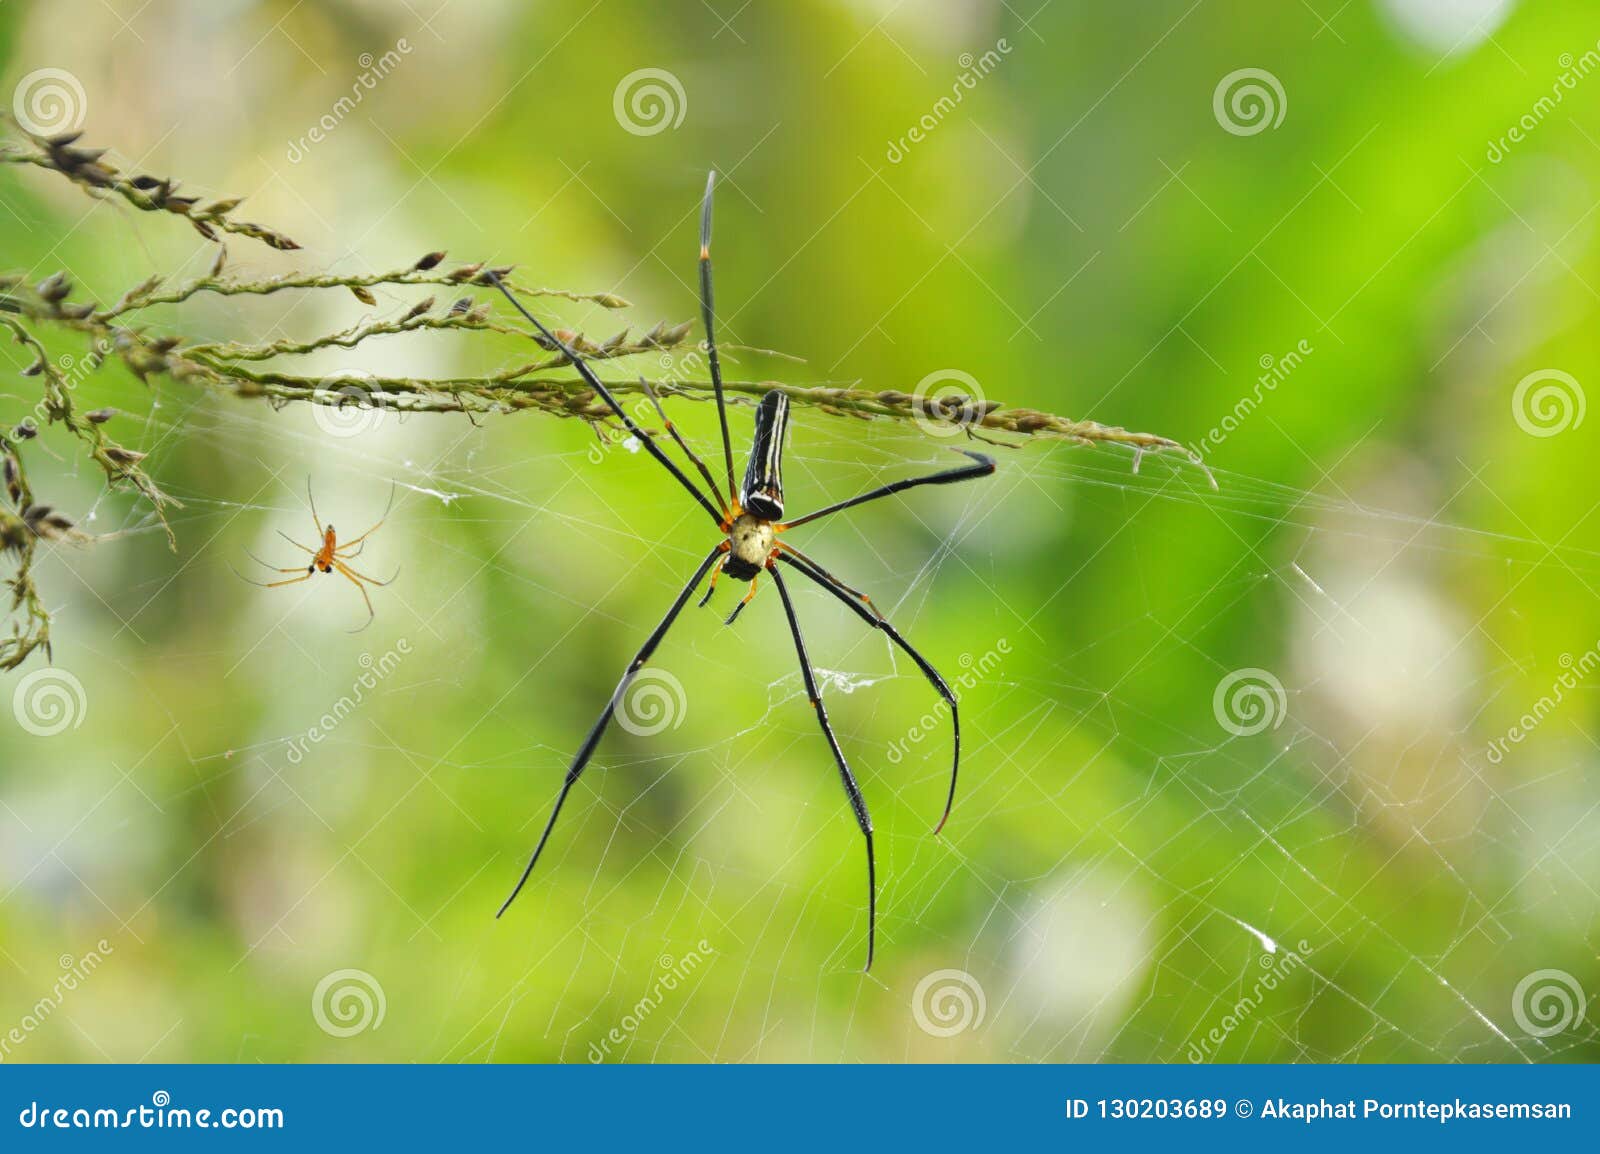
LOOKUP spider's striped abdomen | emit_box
[740,391,789,521]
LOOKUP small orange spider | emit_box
[238,482,398,632]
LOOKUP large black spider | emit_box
[487,172,993,970]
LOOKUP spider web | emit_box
[5,381,1596,1065]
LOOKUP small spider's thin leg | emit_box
[780,450,996,530]
[276,531,318,556]
[326,556,382,630]
[484,273,724,528]
[337,539,366,560]
[778,551,961,835]
[230,564,314,590]
[244,547,307,574]
[699,170,738,506]
[331,562,376,633]
[641,377,728,516]
[334,560,400,586]
[697,554,725,608]
[769,563,876,972]
[338,481,397,551]
[498,544,725,919]
[962,426,1023,450]
[723,577,760,626]
[306,478,324,537]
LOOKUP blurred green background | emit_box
[2,0,1598,1063]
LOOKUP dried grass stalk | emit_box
[0,118,1204,670]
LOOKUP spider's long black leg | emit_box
[484,274,724,529]
[769,563,876,972]
[498,544,725,918]
[699,170,738,506]
[777,551,961,835]
[641,377,728,516]
[781,450,995,530]
[778,542,883,619]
